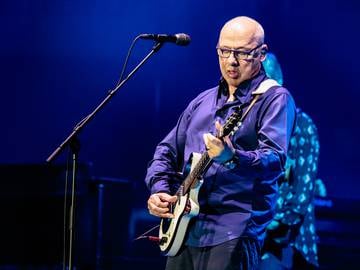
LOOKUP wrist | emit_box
[223,149,238,169]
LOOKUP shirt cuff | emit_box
[223,149,253,169]
[223,153,239,169]
[150,179,170,194]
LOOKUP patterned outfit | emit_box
[259,109,320,269]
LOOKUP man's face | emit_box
[217,28,265,91]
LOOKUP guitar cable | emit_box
[133,224,161,243]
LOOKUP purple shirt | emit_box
[145,69,296,247]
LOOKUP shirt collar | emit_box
[218,67,267,100]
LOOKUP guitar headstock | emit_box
[219,107,242,138]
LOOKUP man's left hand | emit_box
[203,121,235,163]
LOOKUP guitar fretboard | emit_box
[179,152,212,195]
[175,106,242,196]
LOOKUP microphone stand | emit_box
[46,41,164,270]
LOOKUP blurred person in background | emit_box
[258,52,326,270]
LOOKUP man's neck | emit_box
[227,96,235,102]
[224,85,234,102]
[228,85,237,96]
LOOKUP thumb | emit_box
[223,135,233,147]
[158,193,177,203]
[215,121,223,133]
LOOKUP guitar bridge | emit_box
[184,199,192,214]
[159,236,168,246]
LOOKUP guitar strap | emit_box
[223,79,280,168]
[239,78,280,123]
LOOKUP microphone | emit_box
[139,33,191,46]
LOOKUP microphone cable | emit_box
[73,34,143,129]
[115,34,143,87]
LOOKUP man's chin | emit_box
[226,78,242,87]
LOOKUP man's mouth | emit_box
[227,70,239,78]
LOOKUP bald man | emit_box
[145,16,296,270]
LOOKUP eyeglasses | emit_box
[216,44,263,60]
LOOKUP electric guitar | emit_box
[158,108,243,256]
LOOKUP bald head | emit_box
[217,16,267,94]
[219,16,265,45]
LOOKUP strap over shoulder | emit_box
[252,79,280,95]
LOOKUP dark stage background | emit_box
[1,0,360,269]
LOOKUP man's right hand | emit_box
[147,192,177,218]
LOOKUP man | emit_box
[145,16,296,270]
[258,53,322,269]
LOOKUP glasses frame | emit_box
[216,44,263,60]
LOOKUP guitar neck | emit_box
[175,107,243,196]
[179,152,213,195]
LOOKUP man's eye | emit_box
[235,51,247,56]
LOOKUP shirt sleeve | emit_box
[232,91,297,178]
[144,99,195,195]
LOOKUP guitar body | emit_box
[159,153,203,256]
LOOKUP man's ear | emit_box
[261,44,268,56]
[260,44,268,61]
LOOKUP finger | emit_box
[155,212,175,219]
[147,197,165,215]
[215,121,223,133]
[149,204,171,214]
[204,133,220,147]
[206,133,217,141]
[148,197,168,209]
[148,204,175,218]
[208,136,223,148]
[223,136,233,147]
[203,133,210,147]
[168,195,178,203]
[149,210,173,219]
[153,200,169,207]
[157,193,177,203]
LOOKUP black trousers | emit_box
[165,237,260,270]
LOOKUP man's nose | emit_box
[228,52,239,65]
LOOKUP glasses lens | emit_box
[217,48,229,58]
[217,44,262,59]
